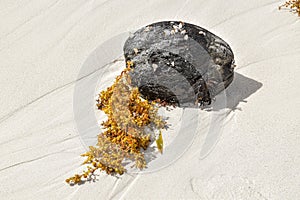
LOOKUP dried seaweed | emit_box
[66,61,166,185]
[279,0,300,16]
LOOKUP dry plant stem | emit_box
[279,0,300,16]
[66,61,166,185]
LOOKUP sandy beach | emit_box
[0,0,299,199]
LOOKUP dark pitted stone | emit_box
[123,21,235,107]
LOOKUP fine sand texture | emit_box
[0,0,299,199]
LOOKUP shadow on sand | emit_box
[212,72,263,111]
[198,72,262,159]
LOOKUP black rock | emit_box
[123,21,235,107]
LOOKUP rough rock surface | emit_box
[123,21,235,107]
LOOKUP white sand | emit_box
[0,0,299,199]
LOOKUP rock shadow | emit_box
[212,72,263,111]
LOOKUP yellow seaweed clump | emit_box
[66,61,166,185]
[279,0,300,16]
